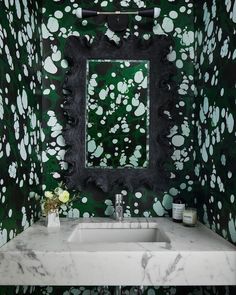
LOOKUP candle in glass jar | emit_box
[183,208,197,226]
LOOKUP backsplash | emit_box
[0,0,42,248]
[194,0,236,245]
[42,0,196,218]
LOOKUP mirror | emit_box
[63,35,177,193]
[86,59,150,169]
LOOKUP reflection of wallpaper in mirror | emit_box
[85,59,150,169]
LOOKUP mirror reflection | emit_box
[86,59,150,169]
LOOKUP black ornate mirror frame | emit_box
[63,35,177,193]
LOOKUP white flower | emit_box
[44,191,53,199]
[58,190,70,203]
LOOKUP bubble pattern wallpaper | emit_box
[86,59,150,169]
[0,0,236,294]
[41,0,196,221]
[194,0,236,246]
[0,0,42,248]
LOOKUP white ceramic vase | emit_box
[47,209,60,228]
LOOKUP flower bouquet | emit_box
[42,183,79,227]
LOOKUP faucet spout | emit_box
[114,194,123,221]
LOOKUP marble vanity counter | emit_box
[0,218,235,286]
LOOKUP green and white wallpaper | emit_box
[0,0,42,248]
[86,59,150,169]
[195,0,236,245]
[0,0,236,294]
[42,0,196,219]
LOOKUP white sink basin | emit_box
[68,221,170,244]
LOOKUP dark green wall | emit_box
[0,0,236,294]
[194,0,236,245]
[0,0,42,248]
[42,0,196,219]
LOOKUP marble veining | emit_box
[0,218,235,286]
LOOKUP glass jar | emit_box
[183,208,197,227]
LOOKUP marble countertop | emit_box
[0,217,235,286]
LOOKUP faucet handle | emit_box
[115,194,123,204]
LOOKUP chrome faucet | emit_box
[114,194,123,221]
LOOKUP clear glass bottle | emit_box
[172,196,185,223]
[114,194,123,221]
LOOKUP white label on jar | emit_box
[183,214,193,224]
[183,210,197,225]
[172,203,185,220]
